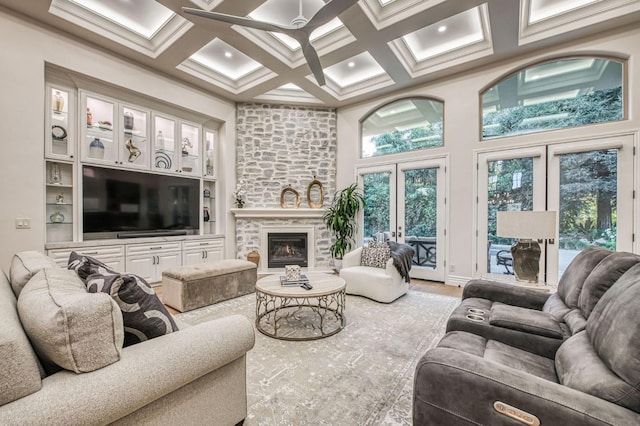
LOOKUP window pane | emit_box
[362,98,443,157]
[363,172,390,243]
[558,149,617,278]
[482,58,624,139]
[404,168,438,268]
[487,157,534,274]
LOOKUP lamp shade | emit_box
[497,211,556,240]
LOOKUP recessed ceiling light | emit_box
[438,25,447,33]
[348,61,355,68]
[224,51,232,58]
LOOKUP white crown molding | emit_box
[176,59,277,95]
[359,0,447,30]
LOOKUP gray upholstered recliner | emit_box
[446,247,640,358]
[414,261,640,425]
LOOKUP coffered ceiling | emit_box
[1,0,640,107]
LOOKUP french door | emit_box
[357,158,447,282]
[477,135,634,284]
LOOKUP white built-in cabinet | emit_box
[48,245,126,273]
[44,83,219,245]
[125,242,182,283]
[182,239,224,265]
[80,91,151,170]
[152,114,201,177]
[46,237,224,284]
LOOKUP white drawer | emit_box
[48,245,125,266]
[126,242,181,256]
[182,238,224,250]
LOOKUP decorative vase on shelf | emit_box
[124,112,134,131]
[89,138,105,159]
[53,91,64,113]
[86,108,93,126]
[203,188,211,198]
[50,211,65,224]
[156,130,164,148]
[49,162,62,184]
[203,207,210,222]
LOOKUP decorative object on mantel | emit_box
[233,183,246,208]
[247,250,260,267]
[322,183,365,271]
[307,176,324,208]
[281,185,301,209]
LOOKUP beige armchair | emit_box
[339,247,408,303]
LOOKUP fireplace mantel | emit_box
[231,208,325,219]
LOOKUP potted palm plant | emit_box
[322,183,365,271]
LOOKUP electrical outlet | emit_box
[15,218,31,229]
[449,264,456,272]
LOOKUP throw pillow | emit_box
[68,250,115,281]
[9,251,58,297]
[86,271,178,347]
[361,245,391,269]
[17,268,124,374]
[368,241,389,249]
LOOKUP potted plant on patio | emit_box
[322,183,365,271]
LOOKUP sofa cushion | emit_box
[556,331,640,413]
[578,251,640,319]
[67,250,115,281]
[86,271,178,347]
[583,262,640,412]
[361,246,390,269]
[556,246,611,309]
[542,292,572,322]
[9,251,58,297]
[17,268,123,374]
[489,304,563,339]
[0,271,42,406]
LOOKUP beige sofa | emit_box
[0,255,255,425]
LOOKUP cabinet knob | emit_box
[69,155,74,159]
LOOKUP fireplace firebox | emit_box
[267,232,308,268]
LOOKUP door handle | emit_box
[391,231,396,237]
[398,231,402,237]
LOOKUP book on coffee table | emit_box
[280,274,309,286]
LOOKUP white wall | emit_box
[336,26,640,284]
[0,10,237,272]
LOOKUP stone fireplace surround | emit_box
[234,103,337,273]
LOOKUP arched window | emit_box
[481,57,625,140]
[361,97,444,158]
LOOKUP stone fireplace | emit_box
[233,103,337,272]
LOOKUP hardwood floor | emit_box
[155,277,462,316]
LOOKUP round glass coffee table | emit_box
[255,273,346,341]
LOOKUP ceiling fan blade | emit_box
[306,0,360,30]
[300,40,326,86]
[183,7,289,33]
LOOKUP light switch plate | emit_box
[15,218,31,229]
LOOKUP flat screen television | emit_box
[82,165,200,240]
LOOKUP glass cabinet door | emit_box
[152,114,177,173]
[121,105,150,170]
[203,129,215,178]
[180,122,200,176]
[46,85,75,160]
[81,92,117,165]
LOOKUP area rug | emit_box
[176,286,459,425]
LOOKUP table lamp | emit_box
[496,211,556,283]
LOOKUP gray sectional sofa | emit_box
[414,247,640,425]
[0,252,255,425]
